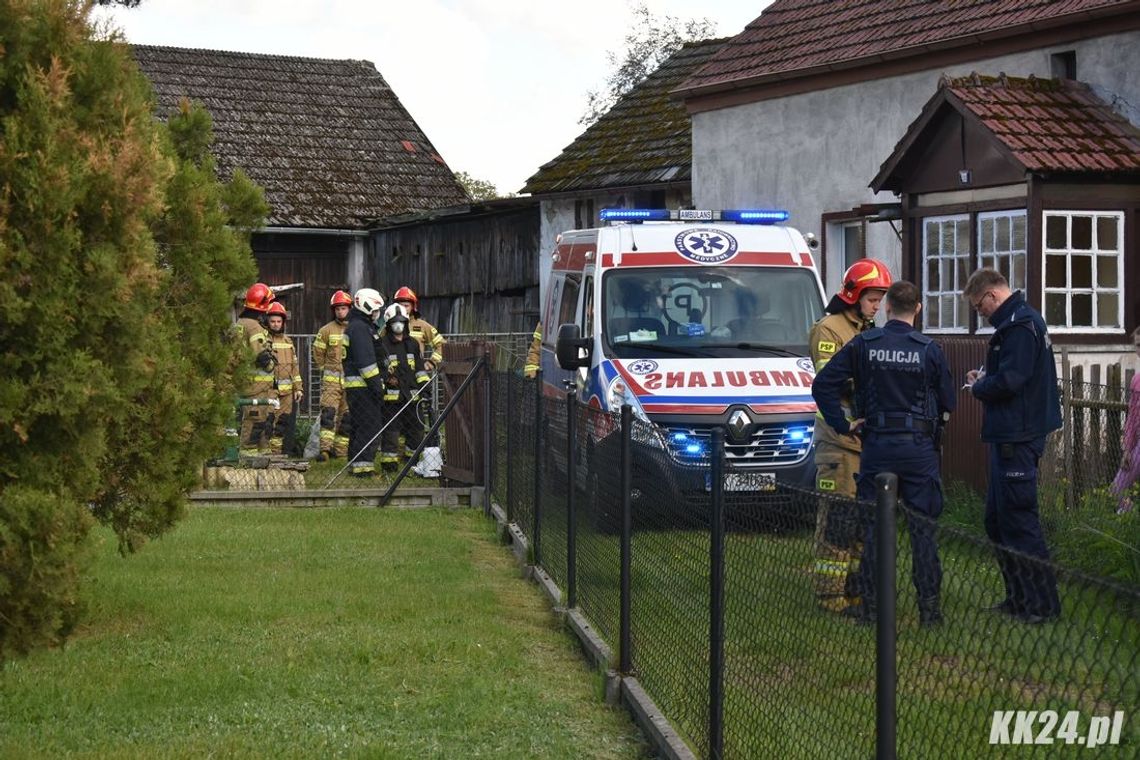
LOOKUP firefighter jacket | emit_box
[236,314,275,398]
[408,316,445,366]
[524,322,542,378]
[376,329,431,403]
[270,329,302,396]
[313,318,348,386]
[342,310,385,396]
[808,308,869,453]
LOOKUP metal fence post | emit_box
[566,388,577,610]
[875,472,899,760]
[533,370,543,567]
[619,404,633,675]
[709,428,725,760]
[506,369,514,523]
[482,347,492,516]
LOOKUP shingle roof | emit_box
[677,0,1139,96]
[948,74,1140,172]
[521,39,727,195]
[132,45,469,229]
[872,73,1140,191]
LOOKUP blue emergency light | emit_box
[599,208,790,224]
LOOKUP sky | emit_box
[93,0,773,196]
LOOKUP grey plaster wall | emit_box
[692,31,1140,294]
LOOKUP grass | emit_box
[530,496,1140,759]
[0,508,649,759]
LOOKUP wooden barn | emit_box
[369,197,541,335]
[132,45,469,335]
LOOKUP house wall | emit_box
[692,30,1140,297]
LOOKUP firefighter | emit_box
[235,282,277,456]
[524,321,542,378]
[313,290,353,461]
[392,286,444,369]
[807,258,892,615]
[376,302,431,470]
[265,302,302,455]
[342,288,387,477]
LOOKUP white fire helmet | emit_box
[353,288,385,321]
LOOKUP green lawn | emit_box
[0,508,649,759]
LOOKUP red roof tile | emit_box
[945,74,1140,173]
[677,0,1138,96]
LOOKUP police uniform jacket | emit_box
[812,319,956,438]
[341,310,385,396]
[970,291,1062,443]
[808,309,868,451]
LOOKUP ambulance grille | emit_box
[664,423,814,467]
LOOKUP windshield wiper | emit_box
[700,342,802,357]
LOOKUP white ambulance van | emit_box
[544,208,825,523]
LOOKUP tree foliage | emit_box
[455,170,507,201]
[580,1,716,127]
[0,0,266,659]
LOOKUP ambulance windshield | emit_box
[602,267,823,359]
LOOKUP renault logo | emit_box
[727,409,751,442]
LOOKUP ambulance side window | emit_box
[544,277,563,345]
[581,276,594,337]
[558,276,580,328]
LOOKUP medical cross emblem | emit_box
[674,227,738,264]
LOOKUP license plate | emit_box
[706,472,777,492]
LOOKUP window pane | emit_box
[956,220,970,255]
[956,257,969,290]
[980,217,994,252]
[941,258,953,287]
[927,258,939,290]
[941,222,955,254]
[1071,215,1092,249]
[1045,293,1067,326]
[1096,293,1119,327]
[1012,252,1026,290]
[926,296,940,327]
[1045,215,1066,249]
[1071,293,1092,326]
[1012,215,1026,249]
[941,295,956,328]
[1096,216,1118,250]
[925,222,939,255]
[1071,255,1092,288]
[1097,255,1118,288]
[996,216,1010,250]
[997,256,1012,283]
[1045,254,1067,288]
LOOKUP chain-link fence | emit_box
[488,368,1139,759]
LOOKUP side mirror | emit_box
[555,323,591,370]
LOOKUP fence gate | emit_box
[440,340,492,484]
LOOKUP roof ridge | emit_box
[130,43,376,68]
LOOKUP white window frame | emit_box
[1041,210,1124,333]
[975,209,1028,333]
[921,214,971,334]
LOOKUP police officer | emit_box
[808,258,892,615]
[812,281,956,626]
[342,288,387,477]
[963,268,1062,623]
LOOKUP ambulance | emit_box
[544,208,826,524]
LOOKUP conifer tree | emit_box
[0,0,266,658]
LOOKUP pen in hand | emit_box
[962,364,985,390]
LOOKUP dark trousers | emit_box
[382,400,424,458]
[346,387,384,474]
[985,438,1060,617]
[855,433,943,605]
